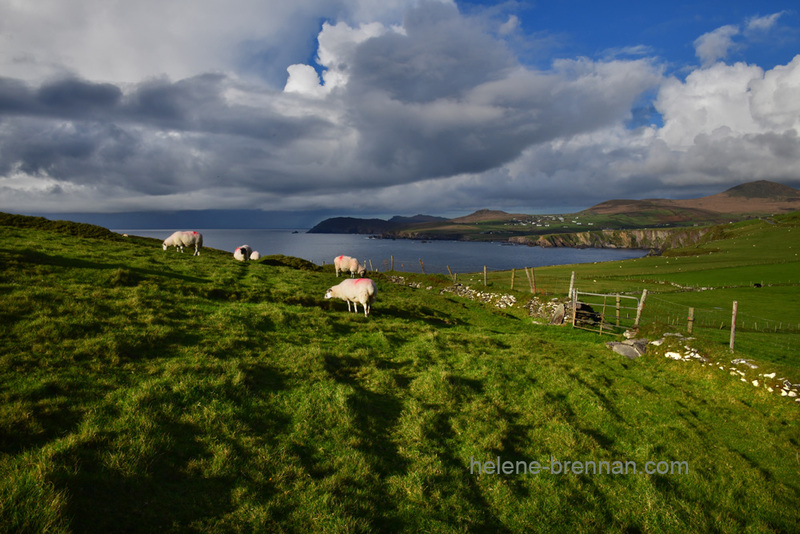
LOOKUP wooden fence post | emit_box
[369,259,374,272]
[569,271,575,297]
[634,289,648,327]
[571,289,578,328]
[730,301,738,352]
[390,255,394,271]
[688,307,695,334]
[419,258,425,275]
[510,268,515,291]
[616,295,621,327]
[531,267,536,294]
[484,265,487,286]
[525,267,534,293]
[447,265,456,284]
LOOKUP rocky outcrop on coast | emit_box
[509,227,715,251]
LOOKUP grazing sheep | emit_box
[162,231,203,256]
[334,255,352,276]
[325,278,377,317]
[250,250,261,261]
[234,245,253,261]
[334,254,366,277]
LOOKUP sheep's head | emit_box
[162,242,168,251]
[324,288,334,299]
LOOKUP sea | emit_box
[113,228,647,275]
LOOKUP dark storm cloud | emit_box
[0,77,122,118]
[0,71,337,198]
[38,78,122,114]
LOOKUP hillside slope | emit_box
[2,213,800,532]
[588,180,800,216]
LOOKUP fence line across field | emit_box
[364,255,560,294]
[355,256,798,356]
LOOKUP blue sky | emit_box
[0,0,798,227]
[462,1,797,68]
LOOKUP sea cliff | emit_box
[508,227,715,251]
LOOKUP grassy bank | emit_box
[1,214,799,533]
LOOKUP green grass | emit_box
[471,215,800,372]
[1,215,800,533]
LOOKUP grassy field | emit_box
[1,213,799,533]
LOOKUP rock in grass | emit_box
[549,303,566,325]
[606,339,647,359]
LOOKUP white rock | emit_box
[665,352,682,360]
[752,380,759,387]
[763,372,776,379]
[789,391,797,398]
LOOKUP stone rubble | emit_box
[439,283,518,308]
[637,332,799,405]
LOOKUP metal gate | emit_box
[572,291,642,335]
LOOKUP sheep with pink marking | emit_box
[334,254,366,277]
[234,245,253,261]
[162,231,203,256]
[325,278,377,317]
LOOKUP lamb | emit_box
[234,245,253,261]
[325,278,377,317]
[334,254,366,277]
[162,231,203,256]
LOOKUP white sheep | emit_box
[334,254,366,277]
[325,278,377,317]
[249,250,261,261]
[234,245,253,261]
[162,231,203,256]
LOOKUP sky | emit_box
[1,0,799,227]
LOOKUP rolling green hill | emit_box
[1,213,799,533]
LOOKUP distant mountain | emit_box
[449,209,528,223]
[587,180,800,218]
[307,214,446,234]
[388,214,448,225]
[724,180,800,198]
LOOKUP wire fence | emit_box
[366,257,798,362]
[640,295,800,361]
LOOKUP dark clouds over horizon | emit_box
[1,0,799,222]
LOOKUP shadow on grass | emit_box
[46,362,290,533]
[0,386,84,455]
[2,248,209,284]
[48,423,238,533]
[425,407,515,532]
[322,353,409,531]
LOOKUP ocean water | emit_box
[115,228,647,274]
